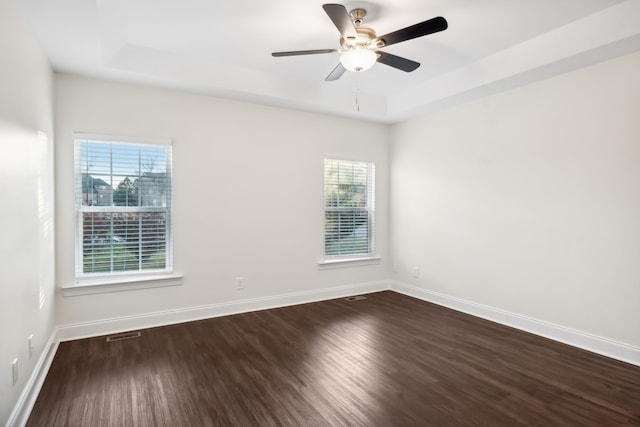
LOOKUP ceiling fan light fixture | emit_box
[340,46,377,72]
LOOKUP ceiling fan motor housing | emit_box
[341,26,379,49]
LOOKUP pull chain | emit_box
[355,75,360,112]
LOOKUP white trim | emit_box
[56,281,390,341]
[318,256,381,269]
[6,330,59,427]
[73,132,172,146]
[62,273,183,296]
[390,281,640,367]
[323,154,376,164]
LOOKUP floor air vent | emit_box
[345,295,367,301]
[106,331,141,342]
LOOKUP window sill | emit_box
[61,273,183,297]
[318,256,381,270]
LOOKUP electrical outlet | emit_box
[12,358,18,385]
[28,334,34,359]
[235,277,245,290]
[412,267,420,278]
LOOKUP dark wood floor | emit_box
[28,291,640,426]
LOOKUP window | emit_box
[324,157,375,258]
[74,135,173,280]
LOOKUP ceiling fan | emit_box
[272,3,448,81]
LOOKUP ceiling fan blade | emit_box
[325,63,347,81]
[322,4,357,39]
[376,51,420,72]
[375,16,448,47]
[272,49,338,57]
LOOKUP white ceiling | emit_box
[17,0,640,123]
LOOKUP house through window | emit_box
[74,135,173,278]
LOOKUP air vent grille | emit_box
[345,295,367,301]
[106,331,141,342]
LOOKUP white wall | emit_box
[390,51,640,348]
[0,0,55,424]
[54,74,389,326]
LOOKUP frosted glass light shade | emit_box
[340,47,377,72]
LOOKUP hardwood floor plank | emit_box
[27,291,640,426]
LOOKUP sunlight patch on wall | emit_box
[37,130,54,310]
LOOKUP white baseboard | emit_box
[56,281,390,342]
[6,331,59,427]
[390,281,640,367]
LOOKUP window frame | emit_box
[73,133,174,285]
[321,156,377,265]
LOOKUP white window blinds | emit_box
[74,136,173,277]
[324,157,375,257]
